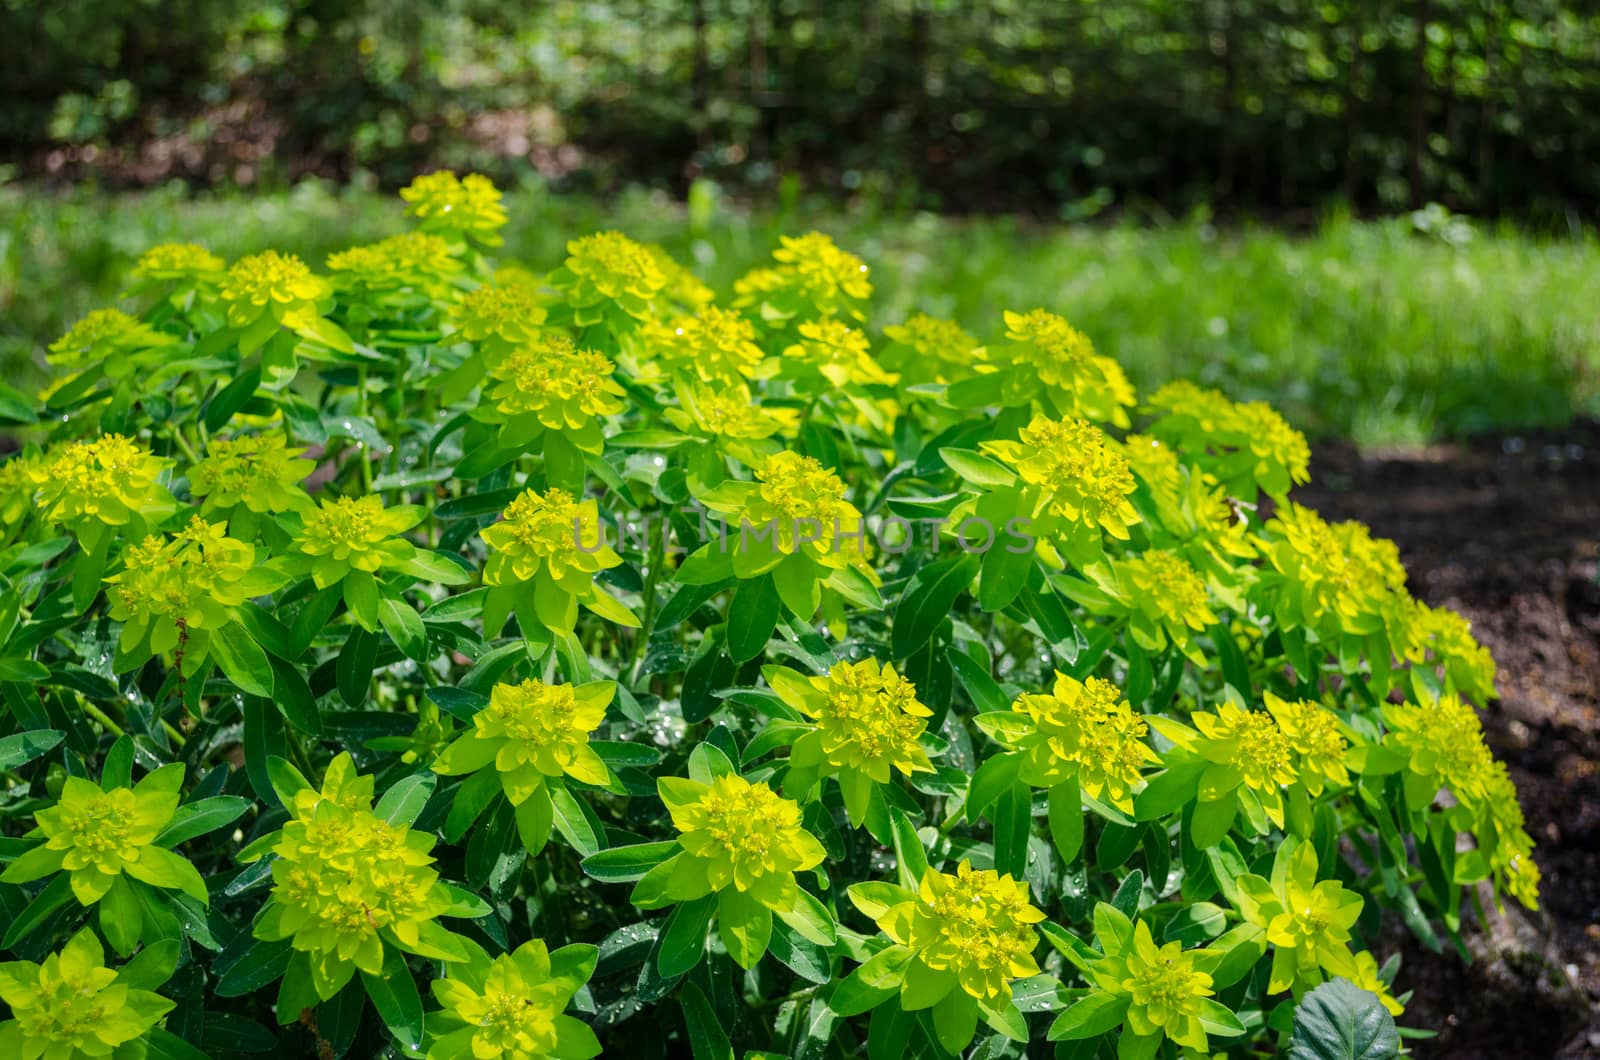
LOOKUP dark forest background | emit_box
[5,1,1598,219]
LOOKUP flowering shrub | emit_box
[0,173,1536,1058]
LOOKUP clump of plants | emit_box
[0,174,1535,1059]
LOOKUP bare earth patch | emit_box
[1298,419,1600,1059]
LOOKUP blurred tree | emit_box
[3,0,1598,218]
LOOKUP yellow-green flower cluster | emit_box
[251,755,457,998]
[187,433,314,515]
[991,309,1137,426]
[699,451,871,577]
[781,319,897,388]
[1079,549,1217,663]
[0,451,42,526]
[104,517,264,657]
[654,774,826,908]
[327,231,462,296]
[219,250,333,331]
[1,768,201,907]
[481,488,618,590]
[1144,381,1311,501]
[1379,693,1540,905]
[434,679,614,802]
[881,860,1043,1005]
[1123,432,1257,578]
[639,305,767,385]
[292,495,422,588]
[771,659,933,823]
[400,170,509,245]
[133,241,225,282]
[982,415,1139,560]
[881,313,984,385]
[663,382,796,465]
[1259,503,1408,641]
[482,335,626,451]
[1075,905,1221,1055]
[428,940,601,1060]
[48,308,175,373]
[1402,600,1497,702]
[553,230,668,325]
[1152,701,1297,838]
[33,434,174,535]
[1233,841,1364,993]
[1264,692,1353,796]
[989,672,1157,813]
[449,279,549,363]
[734,232,872,323]
[0,930,174,1058]
[646,243,715,308]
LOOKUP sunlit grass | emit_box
[3,180,1595,444]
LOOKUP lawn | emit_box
[2,180,1595,445]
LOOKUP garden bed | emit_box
[1299,419,1600,1058]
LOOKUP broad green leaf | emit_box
[891,553,978,660]
[1287,977,1400,1060]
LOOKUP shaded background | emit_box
[2,7,1599,1053]
[4,0,1600,219]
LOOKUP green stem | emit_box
[79,700,126,738]
[356,366,374,493]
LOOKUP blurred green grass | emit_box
[3,181,1595,445]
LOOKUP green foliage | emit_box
[1288,977,1402,1060]
[5,184,1599,447]
[0,172,1547,1057]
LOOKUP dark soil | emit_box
[1296,419,1600,1059]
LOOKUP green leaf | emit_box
[204,366,262,432]
[993,782,1030,878]
[679,981,735,1060]
[550,785,603,856]
[717,886,773,968]
[336,628,379,708]
[657,895,715,979]
[581,842,678,883]
[343,570,380,631]
[214,939,293,998]
[966,751,1022,822]
[375,773,436,827]
[144,1027,214,1060]
[727,574,782,663]
[775,886,837,946]
[209,623,274,697]
[939,447,1015,487]
[100,876,144,955]
[890,809,930,890]
[830,945,913,1017]
[1047,777,1084,864]
[267,655,323,735]
[1287,977,1401,1060]
[948,648,1008,713]
[361,948,424,1052]
[0,657,48,682]
[157,797,252,847]
[610,430,691,450]
[1048,992,1131,1041]
[2,873,74,948]
[377,596,428,662]
[891,553,978,660]
[0,729,63,771]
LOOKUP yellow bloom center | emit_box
[805,660,932,775]
[304,495,388,550]
[755,451,847,525]
[907,862,1043,1000]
